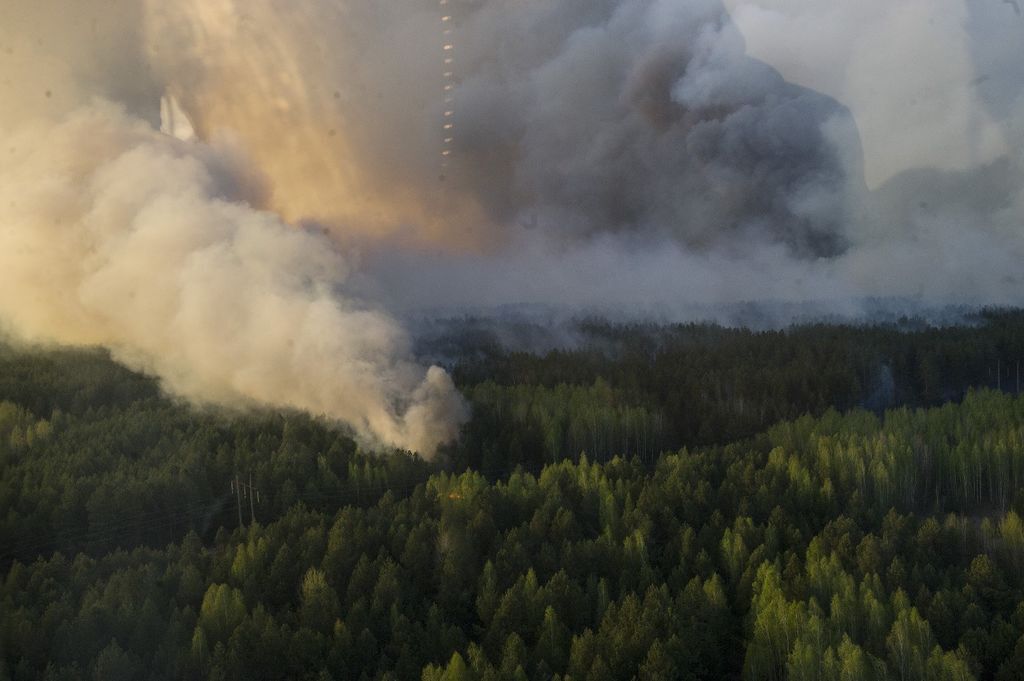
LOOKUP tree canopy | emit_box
[4,312,1024,680]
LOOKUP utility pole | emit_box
[233,474,243,528]
[249,473,256,525]
[231,473,262,528]
[998,359,1002,392]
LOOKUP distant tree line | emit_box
[448,309,1024,470]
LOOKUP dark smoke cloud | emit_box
[447,0,862,257]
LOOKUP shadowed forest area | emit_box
[4,311,1024,680]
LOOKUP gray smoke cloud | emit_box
[361,0,1024,311]
[0,0,1022,447]
[440,0,863,257]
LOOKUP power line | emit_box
[439,0,456,181]
[231,473,262,528]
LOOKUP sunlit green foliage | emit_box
[4,314,1024,680]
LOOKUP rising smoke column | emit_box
[445,0,864,257]
[0,1,467,456]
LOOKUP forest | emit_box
[4,310,1024,680]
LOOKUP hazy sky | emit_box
[724,0,1018,187]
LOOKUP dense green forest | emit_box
[448,310,1024,469]
[4,311,1024,680]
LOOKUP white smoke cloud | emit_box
[0,101,465,456]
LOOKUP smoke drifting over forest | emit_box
[0,0,1022,449]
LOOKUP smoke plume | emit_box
[0,0,470,454]
[1,0,1022,446]
[0,102,466,454]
